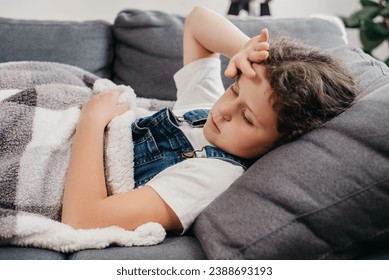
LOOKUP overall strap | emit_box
[180,109,209,127]
[181,146,255,171]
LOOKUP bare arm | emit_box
[184,6,249,64]
[184,6,269,78]
[61,92,182,231]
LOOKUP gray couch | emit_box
[1,9,388,260]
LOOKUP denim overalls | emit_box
[131,108,254,187]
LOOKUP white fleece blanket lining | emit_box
[0,62,173,252]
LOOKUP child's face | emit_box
[203,64,279,159]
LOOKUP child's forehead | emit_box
[235,64,269,83]
[236,65,275,104]
[252,63,269,79]
[236,65,271,88]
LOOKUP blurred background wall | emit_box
[0,0,359,21]
[0,0,382,58]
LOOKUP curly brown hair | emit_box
[261,36,356,147]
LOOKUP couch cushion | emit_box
[0,17,113,78]
[112,9,347,101]
[112,10,184,101]
[193,46,389,259]
[0,246,67,260]
[68,235,206,260]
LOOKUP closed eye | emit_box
[243,111,254,125]
[231,83,254,125]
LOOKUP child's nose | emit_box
[219,103,235,121]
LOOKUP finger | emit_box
[225,61,238,78]
[99,90,119,97]
[118,102,130,112]
[113,103,130,117]
[239,60,256,79]
[109,91,125,105]
[109,90,121,99]
[254,42,269,51]
[249,50,269,62]
[258,28,269,43]
[98,90,120,103]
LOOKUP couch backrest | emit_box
[0,10,347,101]
[0,17,113,78]
[112,9,348,101]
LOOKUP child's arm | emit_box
[184,6,269,78]
[61,92,182,231]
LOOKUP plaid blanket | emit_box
[0,61,173,252]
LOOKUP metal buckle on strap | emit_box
[177,116,185,123]
[182,147,206,159]
[177,115,207,128]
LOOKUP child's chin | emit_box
[202,125,215,144]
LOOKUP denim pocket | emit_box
[132,121,162,167]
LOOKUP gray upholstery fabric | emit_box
[0,246,67,260]
[112,10,184,100]
[0,236,205,260]
[112,10,346,101]
[1,9,389,260]
[193,46,389,259]
[68,236,206,260]
[0,17,113,78]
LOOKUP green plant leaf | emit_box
[360,21,388,52]
[345,0,389,62]
[342,16,361,28]
[363,21,389,38]
[360,0,380,8]
[380,6,389,17]
[356,6,380,20]
[343,6,381,28]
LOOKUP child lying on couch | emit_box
[61,6,356,234]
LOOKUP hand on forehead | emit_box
[225,28,270,79]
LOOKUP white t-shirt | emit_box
[147,58,244,233]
